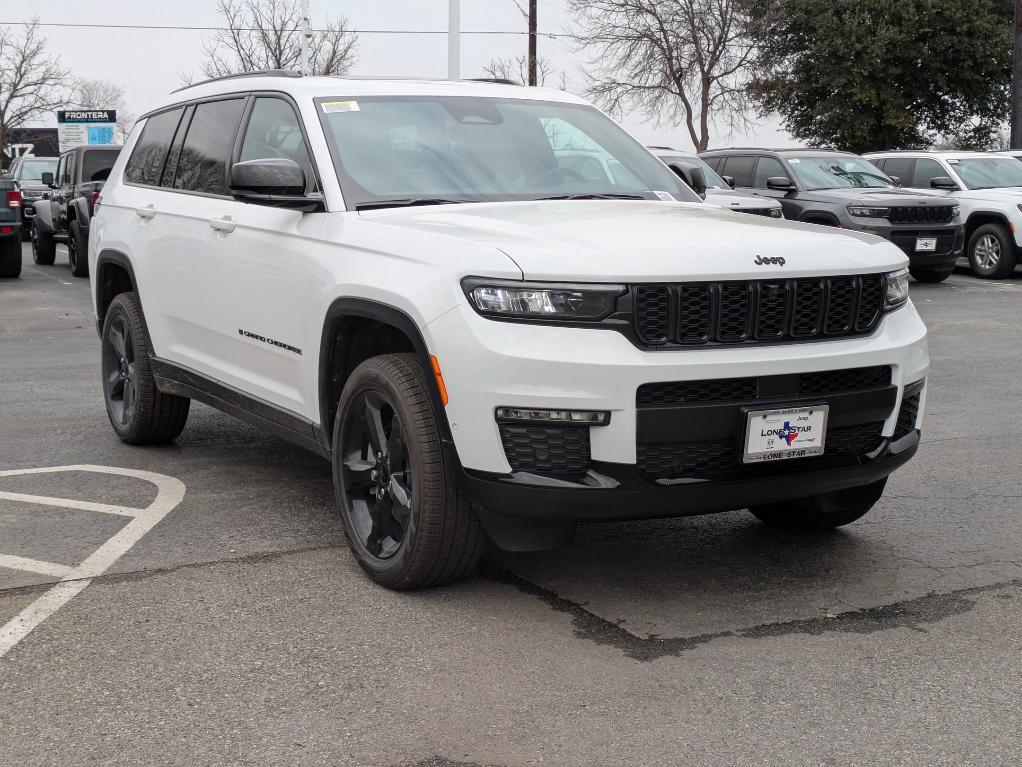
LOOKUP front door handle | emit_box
[135,204,156,220]
[209,216,236,234]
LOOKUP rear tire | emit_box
[68,220,89,278]
[967,223,1016,279]
[101,292,190,444]
[332,353,485,589]
[0,237,21,278]
[909,264,953,283]
[31,223,56,265]
[750,479,887,532]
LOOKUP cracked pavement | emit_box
[2,246,1022,766]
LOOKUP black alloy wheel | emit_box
[341,390,414,560]
[102,312,138,427]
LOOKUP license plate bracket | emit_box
[915,237,937,252]
[743,405,829,464]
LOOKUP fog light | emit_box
[495,407,610,425]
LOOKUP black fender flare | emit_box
[93,249,147,339]
[32,201,55,233]
[317,298,455,450]
[69,197,91,229]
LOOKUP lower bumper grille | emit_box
[893,391,921,439]
[499,423,591,476]
[890,230,958,256]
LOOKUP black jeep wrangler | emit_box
[32,145,121,278]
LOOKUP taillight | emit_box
[92,191,101,210]
[7,190,21,209]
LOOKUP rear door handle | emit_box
[135,204,156,220]
[209,216,236,234]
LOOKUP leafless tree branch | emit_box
[0,19,72,152]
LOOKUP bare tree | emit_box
[75,79,133,141]
[199,0,358,78]
[0,20,71,155]
[567,0,754,151]
[483,56,566,89]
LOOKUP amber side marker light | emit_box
[430,355,449,406]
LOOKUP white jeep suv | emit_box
[90,73,928,589]
[866,150,1022,278]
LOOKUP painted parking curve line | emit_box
[0,464,185,659]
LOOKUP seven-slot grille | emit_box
[887,206,954,225]
[633,275,886,347]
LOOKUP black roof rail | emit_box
[463,77,520,86]
[647,145,677,150]
[172,69,301,94]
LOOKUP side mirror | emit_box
[41,171,54,187]
[667,163,706,197]
[889,175,902,186]
[766,176,796,191]
[722,175,736,189]
[930,176,959,190]
[229,158,322,211]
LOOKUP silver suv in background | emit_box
[867,150,1022,279]
[649,147,783,218]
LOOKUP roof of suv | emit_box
[701,147,846,155]
[864,150,993,160]
[146,73,588,116]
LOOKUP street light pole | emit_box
[300,0,312,76]
[448,0,461,80]
[528,0,537,86]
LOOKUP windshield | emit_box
[786,155,894,190]
[950,158,1022,190]
[656,154,730,190]
[317,96,697,208]
[17,159,57,182]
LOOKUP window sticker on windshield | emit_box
[322,100,360,113]
[653,191,676,201]
[947,158,959,164]
[787,158,800,164]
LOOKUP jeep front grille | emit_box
[632,275,886,347]
[887,206,954,225]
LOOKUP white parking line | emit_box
[0,464,185,659]
[0,554,71,578]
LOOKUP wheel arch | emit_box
[317,298,453,447]
[964,211,1013,245]
[799,211,841,227]
[94,249,143,337]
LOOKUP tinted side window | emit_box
[124,108,184,186]
[240,97,315,191]
[720,155,756,187]
[701,155,723,172]
[880,157,914,184]
[82,151,119,183]
[752,156,789,188]
[911,158,945,189]
[174,99,246,196]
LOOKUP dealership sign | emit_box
[57,110,117,152]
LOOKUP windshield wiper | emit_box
[531,193,648,201]
[829,167,893,186]
[355,197,478,211]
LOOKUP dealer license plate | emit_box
[743,405,829,464]
[915,237,937,252]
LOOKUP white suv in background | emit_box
[866,150,1022,278]
[90,73,928,589]
[649,147,784,218]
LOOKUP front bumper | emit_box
[851,222,963,267]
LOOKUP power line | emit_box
[0,20,574,38]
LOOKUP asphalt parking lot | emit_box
[2,243,1022,766]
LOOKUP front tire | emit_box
[750,478,887,532]
[909,264,954,283]
[332,353,485,589]
[968,223,1016,279]
[31,222,56,265]
[68,220,89,278]
[101,292,190,444]
[0,237,21,278]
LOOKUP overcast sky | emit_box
[14,0,790,150]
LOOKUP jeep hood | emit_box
[957,187,1022,203]
[801,187,947,206]
[704,190,782,210]
[359,200,906,282]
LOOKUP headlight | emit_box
[885,268,910,308]
[769,208,783,218]
[951,204,960,217]
[847,206,890,218]
[463,278,624,321]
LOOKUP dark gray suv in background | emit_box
[700,148,963,283]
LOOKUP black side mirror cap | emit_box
[667,163,706,197]
[766,176,796,191]
[41,172,54,187]
[722,175,735,189]
[229,158,323,211]
[930,176,959,190]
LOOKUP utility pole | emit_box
[1013,0,1022,147]
[528,0,537,86]
[300,0,312,76]
[448,0,461,80]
